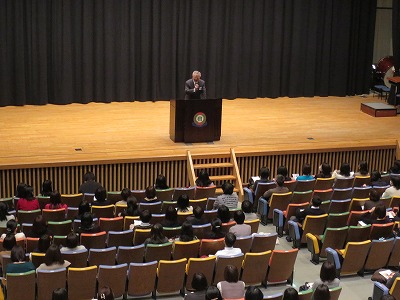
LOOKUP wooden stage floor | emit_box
[0,96,399,169]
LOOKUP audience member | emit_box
[361,204,390,225]
[0,234,16,267]
[60,232,86,252]
[204,218,225,239]
[98,286,114,300]
[6,245,35,274]
[355,161,369,176]
[364,189,384,210]
[296,163,313,181]
[131,210,152,229]
[143,186,158,203]
[15,182,27,198]
[277,165,292,181]
[282,287,299,300]
[116,188,131,206]
[34,234,52,253]
[77,212,100,234]
[52,288,68,300]
[311,261,340,290]
[121,196,140,217]
[229,210,251,237]
[177,194,193,213]
[37,244,71,271]
[0,202,15,228]
[144,223,169,246]
[27,215,52,238]
[312,284,331,300]
[217,205,232,223]
[195,170,214,187]
[186,206,207,225]
[314,163,332,179]
[205,286,222,300]
[215,232,242,258]
[94,186,111,206]
[214,182,238,209]
[41,179,53,197]
[45,190,68,212]
[380,295,395,300]
[245,286,264,300]
[16,184,39,211]
[155,174,169,190]
[389,160,400,174]
[78,171,102,194]
[293,196,325,224]
[332,162,353,179]
[217,265,245,299]
[161,206,180,227]
[1,219,26,240]
[77,200,91,219]
[185,272,208,300]
[252,167,272,191]
[176,222,197,242]
[241,201,258,221]
[371,170,388,187]
[382,175,400,198]
[262,175,289,202]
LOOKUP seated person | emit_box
[204,218,225,239]
[361,204,390,225]
[76,201,91,220]
[185,272,208,300]
[78,171,102,194]
[251,167,272,192]
[364,189,384,210]
[332,162,354,179]
[382,175,400,199]
[241,201,258,221]
[371,170,388,187]
[177,194,193,213]
[77,212,100,234]
[94,186,111,206]
[161,206,180,228]
[229,211,251,237]
[314,163,332,179]
[195,170,214,187]
[186,206,207,225]
[155,174,169,190]
[120,196,140,217]
[131,210,153,229]
[245,286,264,300]
[262,175,289,202]
[33,234,51,254]
[354,161,369,176]
[217,205,232,223]
[144,223,168,246]
[216,265,245,299]
[214,182,238,209]
[0,234,16,268]
[26,215,52,238]
[37,244,71,271]
[175,222,197,242]
[6,245,35,274]
[276,165,292,182]
[45,190,68,212]
[1,219,26,240]
[296,163,314,181]
[0,202,15,229]
[311,261,340,290]
[205,286,222,300]
[142,186,158,203]
[115,188,132,206]
[215,232,242,258]
[60,232,86,252]
[282,287,299,300]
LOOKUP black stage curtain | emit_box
[393,0,400,73]
[0,0,376,106]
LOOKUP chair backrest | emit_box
[235,235,253,254]
[83,193,95,203]
[390,277,400,300]
[161,201,177,213]
[266,249,298,284]
[92,205,115,219]
[156,188,175,202]
[294,179,316,192]
[185,256,216,291]
[42,208,66,222]
[73,218,98,232]
[37,196,50,210]
[301,214,328,243]
[254,182,277,208]
[329,286,342,300]
[99,216,124,232]
[333,177,355,189]
[26,237,39,253]
[88,246,117,266]
[61,248,88,268]
[340,240,371,276]
[364,238,395,271]
[163,226,182,239]
[370,223,394,240]
[116,244,145,264]
[145,242,173,262]
[244,218,260,234]
[353,176,371,187]
[319,226,348,258]
[241,251,272,286]
[127,261,158,297]
[349,197,368,211]
[291,190,313,204]
[68,266,98,300]
[37,268,67,300]
[328,199,352,214]
[346,210,368,226]
[221,220,236,234]
[172,240,200,260]
[203,209,218,223]
[192,223,212,240]
[213,253,244,284]
[195,187,216,200]
[67,207,79,220]
[352,187,372,199]
[177,212,193,224]
[207,198,217,210]
[107,229,134,247]
[373,185,390,197]
[53,235,67,247]
[313,189,333,201]
[80,231,107,249]
[115,204,127,217]
[268,192,292,219]
[97,263,129,298]
[31,252,46,268]
[387,237,400,268]
[131,190,146,202]
[133,228,151,246]
[283,180,297,192]
[106,191,123,204]
[390,196,400,209]
[173,187,196,201]
[139,201,163,214]
[283,202,309,231]
[150,213,165,225]
[314,177,335,190]
[331,187,353,200]
[251,233,277,253]
[156,258,187,294]
[346,225,371,243]
[48,220,72,236]
[17,209,41,225]
[61,193,83,207]
[199,238,225,256]
[298,289,313,300]
[189,198,208,210]
[124,216,140,230]
[6,270,36,300]
[326,212,350,228]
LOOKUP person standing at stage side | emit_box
[185,71,206,100]
[78,172,102,194]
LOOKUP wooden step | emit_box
[209,175,237,181]
[193,163,234,169]
[215,187,240,195]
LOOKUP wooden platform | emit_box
[361,102,397,117]
[0,96,399,169]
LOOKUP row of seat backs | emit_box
[264,286,342,300]
[373,277,400,300]
[6,249,300,300]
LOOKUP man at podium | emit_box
[185,70,207,100]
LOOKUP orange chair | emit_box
[199,238,225,256]
[265,249,298,287]
[80,231,107,249]
[99,217,124,232]
[42,208,66,222]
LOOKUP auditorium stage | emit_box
[0,96,399,169]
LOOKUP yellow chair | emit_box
[68,266,97,299]
[61,193,83,208]
[241,251,271,286]
[185,256,216,291]
[92,204,115,218]
[124,215,139,230]
[172,240,200,260]
[156,259,187,296]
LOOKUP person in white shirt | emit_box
[382,176,400,199]
[215,232,242,258]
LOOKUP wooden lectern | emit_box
[169,98,222,143]
[388,76,400,106]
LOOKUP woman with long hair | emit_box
[144,223,169,246]
[37,244,71,271]
[0,202,15,228]
[45,190,68,212]
[177,222,197,242]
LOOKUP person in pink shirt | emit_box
[16,185,39,211]
[44,191,68,212]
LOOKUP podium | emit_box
[388,76,400,106]
[169,98,222,143]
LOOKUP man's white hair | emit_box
[192,70,201,77]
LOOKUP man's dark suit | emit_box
[185,79,206,99]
